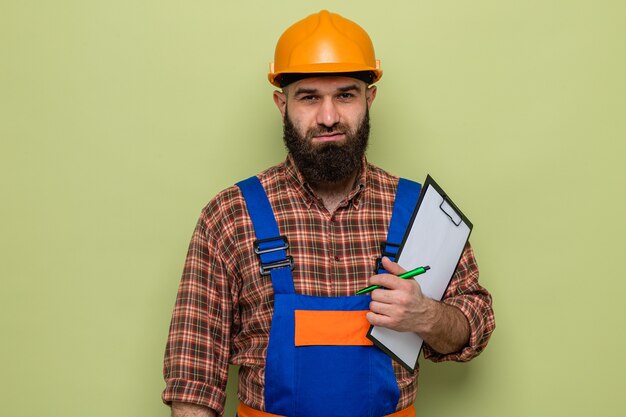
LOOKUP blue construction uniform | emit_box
[236,176,420,417]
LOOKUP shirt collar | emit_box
[284,154,368,210]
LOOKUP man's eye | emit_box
[338,93,354,100]
[300,95,317,101]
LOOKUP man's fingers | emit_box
[366,309,405,330]
[365,257,409,291]
[368,273,416,292]
[380,256,406,275]
[369,300,396,316]
[366,311,393,327]
[370,288,391,303]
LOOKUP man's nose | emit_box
[316,97,340,127]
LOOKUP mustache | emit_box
[306,124,348,139]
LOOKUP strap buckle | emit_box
[259,256,294,276]
[254,236,294,276]
[374,241,400,273]
[379,240,400,258]
[374,257,383,273]
[254,235,289,255]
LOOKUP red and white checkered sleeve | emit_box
[161,199,235,415]
[423,243,495,363]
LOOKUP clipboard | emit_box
[367,175,473,371]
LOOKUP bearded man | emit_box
[162,10,495,417]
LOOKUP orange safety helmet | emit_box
[268,10,382,87]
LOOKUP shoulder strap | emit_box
[236,176,295,294]
[377,178,422,274]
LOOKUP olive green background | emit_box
[1,1,625,416]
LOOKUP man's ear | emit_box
[366,85,377,109]
[273,90,287,120]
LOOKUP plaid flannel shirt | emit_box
[162,157,495,415]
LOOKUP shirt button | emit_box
[334,256,340,262]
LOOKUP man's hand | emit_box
[365,257,470,355]
[171,402,215,417]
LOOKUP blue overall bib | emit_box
[236,176,421,417]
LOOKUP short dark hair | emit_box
[277,71,375,88]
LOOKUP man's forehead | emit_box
[286,76,367,93]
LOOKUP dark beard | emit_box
[282,108,370,185]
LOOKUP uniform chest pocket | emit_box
[294,310,373,346]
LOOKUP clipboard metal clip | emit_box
[439,197,462,227]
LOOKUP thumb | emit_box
[380,257,407,276]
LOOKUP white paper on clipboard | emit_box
[367,175,473,371]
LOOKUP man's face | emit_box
[273,76,377,185]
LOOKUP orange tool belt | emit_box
[237,402,416,417]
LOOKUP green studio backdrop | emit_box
[1,1,625,416]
